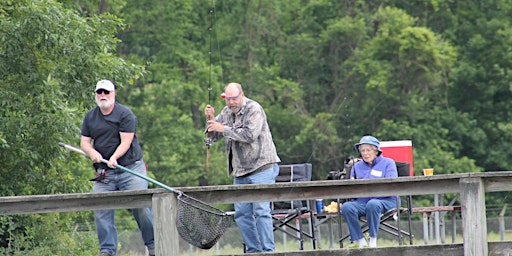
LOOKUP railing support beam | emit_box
[460,177,488,256]
[153,193,179,256]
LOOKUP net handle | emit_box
[58,142,180,194]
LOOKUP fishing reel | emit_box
[204,137,212,148]
[90,168,110,184]
[204,125,213,148]
[204,128,213,169]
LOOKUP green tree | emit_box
[393,0,512,171]
[0,0,143,253]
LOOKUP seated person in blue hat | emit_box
[341,135,398,248]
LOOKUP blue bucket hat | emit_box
[354,135,382,155]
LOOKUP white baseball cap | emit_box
[95,80,115,92]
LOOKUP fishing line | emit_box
[212,0,224,90]
[208,0,224,103]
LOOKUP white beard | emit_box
[229,106,241,114]
[96,97,115,109]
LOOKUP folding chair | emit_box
[340,161,414,246]
[271,163,316,250]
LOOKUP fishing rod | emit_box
[204,4,215,169]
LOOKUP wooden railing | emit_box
[1,171,512,255]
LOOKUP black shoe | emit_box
[98,252,113,256]
[148,247,155,256]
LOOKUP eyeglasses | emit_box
[221,92,242,100]
[96,89,112,95]
[359,148,376,153]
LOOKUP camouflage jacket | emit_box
[210,97,281,177]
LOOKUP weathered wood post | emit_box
[451,211,457,243]
[460,177,488,256]
[423,212,429,244]
[153,192,179,256]
[498,204,507,241]
[434,194,440,244]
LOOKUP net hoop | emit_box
[176,192,233,249]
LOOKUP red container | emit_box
[380,140,414,176]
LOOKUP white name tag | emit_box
[371,169,382,177]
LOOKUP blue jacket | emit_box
[349,155,397,203]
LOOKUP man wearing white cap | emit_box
[341,135,398,248]
[80,80,155,256]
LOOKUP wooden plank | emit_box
[168,172,512,205]
[0,172,511,214]
[460,177,488,256]
[178,177,462,205]
[218,242,512,256]
[152,193,178,256]
[489,241,512,255]
[484,176,512,192]
[412,206,461,213]
[0,190,155,215]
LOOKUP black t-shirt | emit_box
[81,102,143,167]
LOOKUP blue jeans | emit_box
[234,164,279,253]
[92,160,155,255]
[341,198,396,242]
